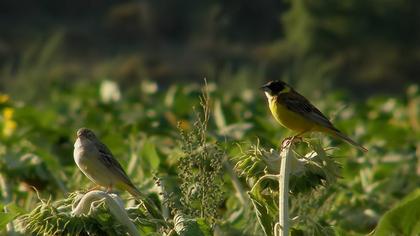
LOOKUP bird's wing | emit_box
[95,141,137,188]
[280,91,339,131]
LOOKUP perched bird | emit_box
[261,80,367,152]
[74,128,162,217]
[74,128,143,196]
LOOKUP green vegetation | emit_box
[0,78,418,235]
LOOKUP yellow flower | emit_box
[0,94,10,104]
[3,107,14,120]
[2,107,16,137]
[3,120,16,137]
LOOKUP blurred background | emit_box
[1,0,419,99]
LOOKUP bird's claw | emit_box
[281,136,303,150]
[86,185,101,192]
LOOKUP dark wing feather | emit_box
[95,141,137,188]
[279,90,339,131]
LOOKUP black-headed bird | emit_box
[261,80,367,152]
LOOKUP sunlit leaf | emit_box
[373,189,420,236]
[213,99,226,130]
[140,139,161,170]
[173,213,211,236]
[0,203,24,231]
[249,175,279,236]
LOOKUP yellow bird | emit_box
[261,80,367,152]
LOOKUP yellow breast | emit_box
[268,96,315,132]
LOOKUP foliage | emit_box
[373,189,420,236]
[19,192,157,235]
[0,79,418,235]
[173,213,211,236]
[175,85,224,225]
[235,139,342,236]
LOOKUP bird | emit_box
[73,128,162,218]
[73,128,142,196]
[261,80,368,152]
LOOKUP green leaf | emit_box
[373,189,420,236]
[173,213,212,236]
[141,140,161,170]
[213,99,226,130]
[249,178,278,236]
[0,213,16,231]
[0,204,24,231]
[196,218,212,235]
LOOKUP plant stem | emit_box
[0,174,18,236]
[278,142,292,236]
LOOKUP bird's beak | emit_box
[260,85,270,92]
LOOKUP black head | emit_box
[76,128,96,140]
[261,80,289,96]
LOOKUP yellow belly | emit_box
[269,98,315,133]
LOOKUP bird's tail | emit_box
[328,129,368,152]
[124,184,163,220]
[125,183,145,199]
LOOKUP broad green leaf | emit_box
[249,193,275,236]
[0,213,17,231]
[196,218,212,235]
[0,204,24,231]
[373,189,420,236]
[249,176,278,236]
[140,140,160,170]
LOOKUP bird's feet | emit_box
[106,186,113,194]
[281,136,303,150]
[87,185,101,192]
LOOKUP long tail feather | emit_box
[329,130,368,152]
[124,184,163,220]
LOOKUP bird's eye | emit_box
[87,132,95,139]
[270,82,285,94]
